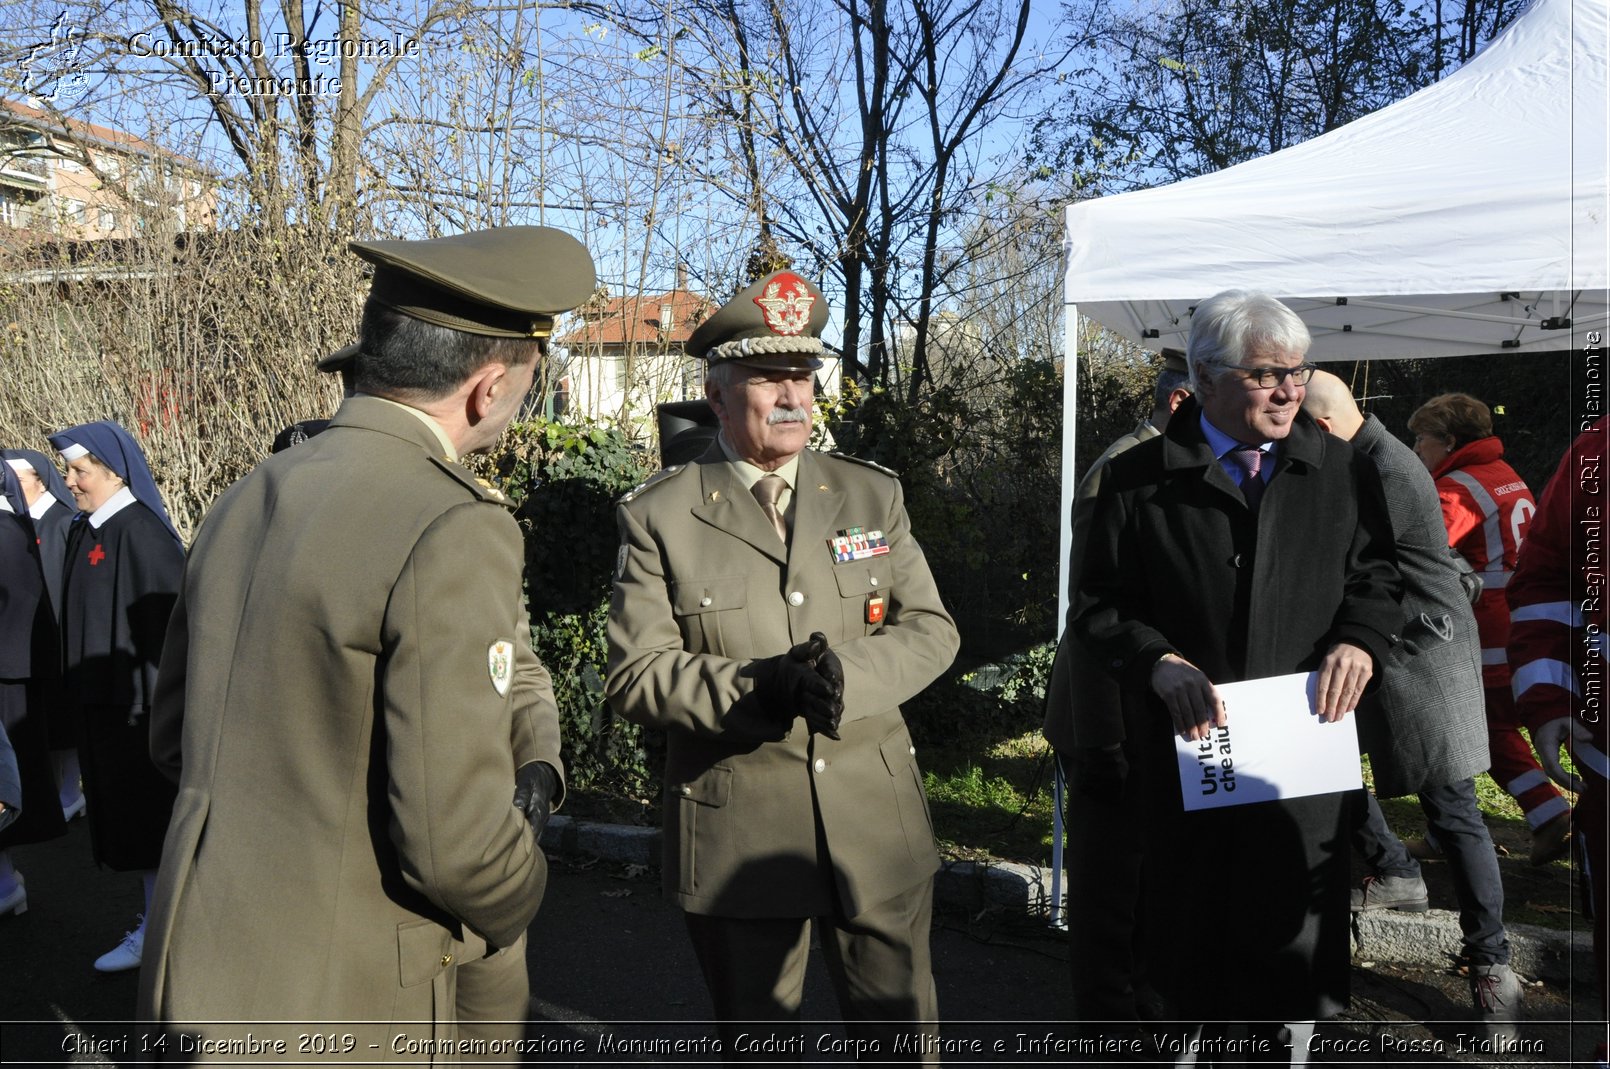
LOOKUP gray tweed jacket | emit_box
[1352,415,1490,796]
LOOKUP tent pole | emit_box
[1049,294,1080,930]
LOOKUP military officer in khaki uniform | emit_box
[606,270,960,1061]
[138,226,595,1058]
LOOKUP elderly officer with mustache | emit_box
[607,270,959,1062]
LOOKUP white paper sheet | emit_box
[1174,671,1362,811]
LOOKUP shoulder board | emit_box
[828,453,898,479]
[618,464,684,504]
[428,456,515,509]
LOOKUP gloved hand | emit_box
[755,635,840,732]
[513,761,559,840]
[808,638,845,741]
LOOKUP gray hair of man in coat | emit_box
[1185,290,1312,392]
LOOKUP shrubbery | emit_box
[487,419,660,809]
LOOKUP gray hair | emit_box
[1186,290,1311,392]
[1153,367,1192,410]
[704,360,739,391]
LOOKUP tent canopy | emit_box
[1046,0,1607,918]
[1061,0,1608,361]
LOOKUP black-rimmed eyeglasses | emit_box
[1222,363,1318,389]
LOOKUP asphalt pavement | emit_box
[1,817,1604,1067]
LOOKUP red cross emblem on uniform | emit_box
[88,543,105,566]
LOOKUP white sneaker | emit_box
[94,923,144,972]
[0,873,25,916]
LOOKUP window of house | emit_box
[98,206,116,231]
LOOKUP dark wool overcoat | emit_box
[1073,397,1402,1022]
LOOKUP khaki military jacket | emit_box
[138,397,562,1057]
[606,445,959,919]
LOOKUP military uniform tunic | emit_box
[138,397,561,1056]
[606,444,959,919]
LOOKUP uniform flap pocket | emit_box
[674,765,732,807]
[397,920,454,988]
[879,728,916,776]
[671,576,747,615]
[834,562,888,598]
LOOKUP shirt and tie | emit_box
[1200,413,1274,510]
[717,434,799,544]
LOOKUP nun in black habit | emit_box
[48,421,183,973]
[0,463,68,917]
[3,449,82,815]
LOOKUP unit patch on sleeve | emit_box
[488,639,514,696]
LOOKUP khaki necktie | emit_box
[752,473,789,543]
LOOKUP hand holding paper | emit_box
[1150,652,1225,741]
[1173,671,1362,811]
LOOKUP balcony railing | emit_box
[0,154,50,183]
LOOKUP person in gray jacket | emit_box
[1304,370,1519,1041]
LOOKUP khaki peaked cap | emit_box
[687,270,829,371]
[351,226,596,339]
[316,342,360,373]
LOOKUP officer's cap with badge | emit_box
[687,270,829,371]
[350,225,597,341]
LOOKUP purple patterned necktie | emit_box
[1231,447,1265,511]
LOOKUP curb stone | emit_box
[541,818,1590,982]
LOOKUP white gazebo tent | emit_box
[1048,0,1608,920]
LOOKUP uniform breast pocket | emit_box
[670,576,750,656]
[833,562,892,636]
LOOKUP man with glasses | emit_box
[1072,290,1401,1063]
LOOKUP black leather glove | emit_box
[808,639,845,741]
[755,635,839,731]
[513,761,559,840]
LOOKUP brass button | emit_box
[700,596,712,607]
[788,591,805,607]
[813,758,826,774]
[869,577,879,587]
[440,954,453,967]
[680,785,693,796]
[908,746,916,756]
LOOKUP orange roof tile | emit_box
[559,288,714,347]
[2,99,206,171]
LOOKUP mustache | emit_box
[767,407,810,425]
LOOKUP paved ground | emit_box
[0,819,1604,1066]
